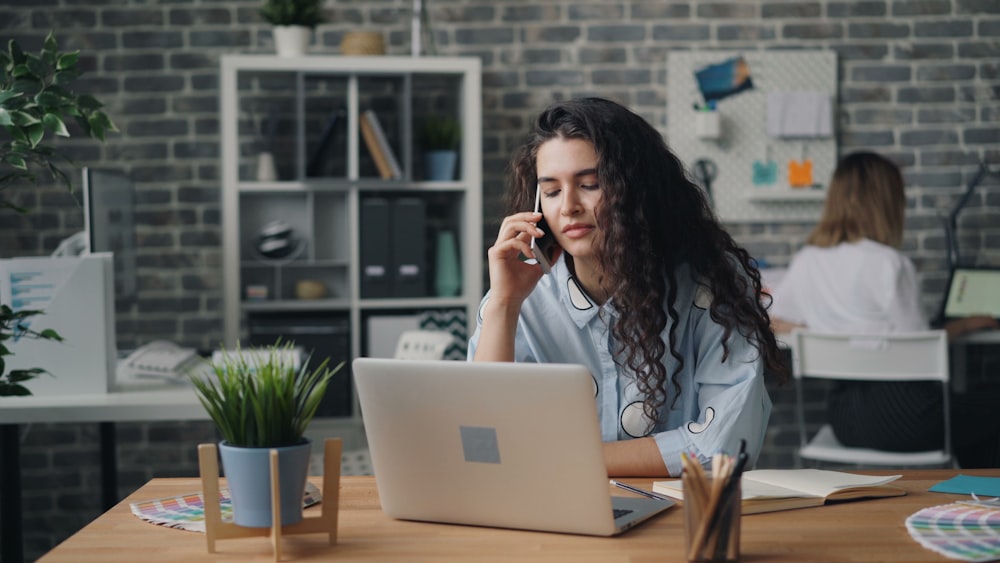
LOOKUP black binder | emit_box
[360,197,392,298]
[390,197,427,297]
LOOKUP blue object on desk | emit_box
[929,474,1000,496]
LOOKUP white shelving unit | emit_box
[220,55,482,426]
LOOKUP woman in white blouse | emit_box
[770,151,999,467]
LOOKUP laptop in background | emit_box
[938,266,1000,322]
[352,358,675,536]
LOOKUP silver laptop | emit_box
[352,358,675,536]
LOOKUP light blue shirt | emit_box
[468,255,772,475]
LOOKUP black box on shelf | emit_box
[247,311,352,418]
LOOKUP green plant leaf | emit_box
[25,122,44,147]
[56,51,79,71]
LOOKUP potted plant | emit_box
[259,0,326,57]
[0,32,116,396]
[419,115,460,181]
[189,341,342,527]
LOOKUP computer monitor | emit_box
[82,167,137,299]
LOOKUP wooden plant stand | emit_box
[197,438,342,561]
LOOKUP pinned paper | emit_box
[788,159,813,188]
[767,91,833,138]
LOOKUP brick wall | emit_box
[1,1,998,559]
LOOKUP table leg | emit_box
[1,423,24,563]
[100,422,118,510]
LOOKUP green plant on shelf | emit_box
[419,115,461,152]
[259,0,326,28]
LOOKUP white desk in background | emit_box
[0,385,207,563]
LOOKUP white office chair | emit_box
[791,329,953,467]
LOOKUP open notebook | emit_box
[654,469,904,514]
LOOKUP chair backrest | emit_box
[791,330,949,383]
[393,330,459,360]
[791,329,951,462]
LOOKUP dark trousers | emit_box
[828,380,1000,468]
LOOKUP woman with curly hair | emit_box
[469,97,785,476]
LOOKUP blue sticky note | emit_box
[928,474,1000,496]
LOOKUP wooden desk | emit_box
[39,470,1000,562]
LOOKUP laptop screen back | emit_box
[941,267,1000,319]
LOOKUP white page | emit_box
[743,469,901,499]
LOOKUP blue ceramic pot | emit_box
[218,439,312,527]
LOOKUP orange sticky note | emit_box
[788,159,813,188]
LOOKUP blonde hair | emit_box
[807,151,906,248]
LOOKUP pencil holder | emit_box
[683,476,741,562]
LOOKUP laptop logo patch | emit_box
[460,426,501,464]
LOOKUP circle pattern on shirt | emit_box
[687,407,715,434]
[621,401,653,438]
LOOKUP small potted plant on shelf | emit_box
[190,341,342,527]
[259,0,326,57]
[0,32,116,397]
[419,115,461,181]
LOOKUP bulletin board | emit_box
[666,50,838,223]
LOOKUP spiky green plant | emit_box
[190,342,342,448]
[419,115,461,151]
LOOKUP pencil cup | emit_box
[683,476,741,562]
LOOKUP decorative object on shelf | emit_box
[256,151,278,181]
[259,0,325,57]
[410,0,438,57]
[434,230,461,297]
[419,115,460,181]
[295,279,328,300]
[0,32,117,397]
[340,31,385,55]
[189,341,343,528]
[254,220,304,261]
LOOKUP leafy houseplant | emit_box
[259,0,326,57]
[190,342,343,527]
[419,115,460,181]
[259,0,326,28]
[419,115,461,152]
[0,32,116,396]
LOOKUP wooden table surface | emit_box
[39,469,1000,562]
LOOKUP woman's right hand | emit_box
[485,211,550,308]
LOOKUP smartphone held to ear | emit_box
[529,183,558,275]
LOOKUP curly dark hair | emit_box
[506,97,786,427]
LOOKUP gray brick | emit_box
[914,20,974,38]
[958,0,1000,13]
[435,5,495,23]
[122,31,184,49]
[455,27,514,45]
[784,23,843,39]
[848,22,910,38]
[892,0,952,15]
[893,43,954,60]
[852,108,913,125]
[191,30,252,48]
[525,69,584,86]
[569,4,624,20]
[851,64,911,82]
[119,98,167,115]
[898,86,956,103]
[980,20,1000,36]
[502,49,562,65]
[982,61,1000,79]
[170,52,218,70]
[123,75,185,94]
[763,2,822,18]
[959,41,1000,58]
[103,53,166,72]
[653,24,711,41]
[521,24,581,43]
[827,1,888,17]
[632,3,691,19]
[579,47,628,64]
[920,150,982,167]
[917,108,976,124]
[483,70,520,88]
[959,84,1000,102]
[840,130,895,146]
[105,142,169,161]
[717,25,778,41]
[169,8,232,26]
[173,96,220,114]
[180,231,221,247]
[696,3,757,18]
[591,68,651,86]
[965,128,1000,145]
[502,6,559,22]
[31,9,97,28]
[832,43,889,60]
[174,141,220,159]
[900,129,960,146]
[102,8,164,27]
[916,64,977,82]
[587,24,645,42]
